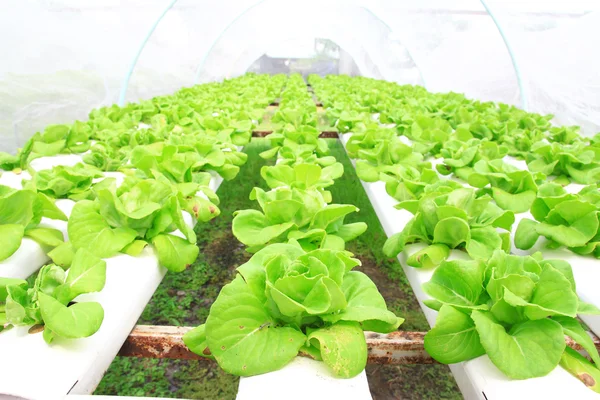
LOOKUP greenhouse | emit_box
[1,1,600,399]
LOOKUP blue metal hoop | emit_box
[479,0,528,110]
[118,0,179,106]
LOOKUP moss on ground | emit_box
[95,139,461,399]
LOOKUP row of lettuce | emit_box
[309,75,600,391]
[0,73,286,343]
[2,70,598,389]
[182,74,404,379]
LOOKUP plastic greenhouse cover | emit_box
[1,0,599,150]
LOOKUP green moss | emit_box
[95,358,175,398]
[175,360,239,400]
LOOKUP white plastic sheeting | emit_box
[1,0,599,154]
[485,1,600,132]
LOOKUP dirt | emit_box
[187,230,249,326]
[203,229,249,273]
[354,255,420,312]
[366,364,461,400]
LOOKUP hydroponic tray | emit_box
[0,162,224,400]
[339,133,600,400]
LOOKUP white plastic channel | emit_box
[0,169,224,400]
[237,357,372,400]
[0,192,218,400]
[338,133,600,400]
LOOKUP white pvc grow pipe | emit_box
[339,133,600,400]
[0,149,228,399]
[0,173,223,400]
[237,357,371,400]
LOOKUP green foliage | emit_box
[184,244,402,378]
[232,186,366,252]
[186,88,405,380]
[528,141,600,184]
[0,185,66,261]
[383,187,514,266]
[422,250,600,381]
[0,122,92,170]
[467,159,544,213]
[309,74,600,391]
[345,127,429,183]
[1,248,106,342]
[62,177,198,272]
[515,183,600,256]
[22,163,106,200]
[98,139,458,398]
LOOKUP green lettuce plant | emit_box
[132,139,247,184]
[527,141,600,184]
[423,250,600,387]
[466,159,545,213]
[22,163,106,200]
[336,110,370,133]
[390,179,465,213]
[515,183,600,256]
[548,126,584,145]
[381,166,439,205]
[183,243,403,378]
[259,125,329,162]
[0,185,66,261]
[264,147,337,168]
[52,177,198,272]
[436,138,509,181]
[91,125,164,150]
[0,122,92,171]
[272,107,317,130]
[384,187,514,267]
[232,186,366,252]
[499,127,547,158]
[260,162,343,203]
[345,129,428,183]
[1,248,106,343]
[344,126,397,159]
[83,142,130,172]
[196,116,255,147]
[405,114,453,156]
